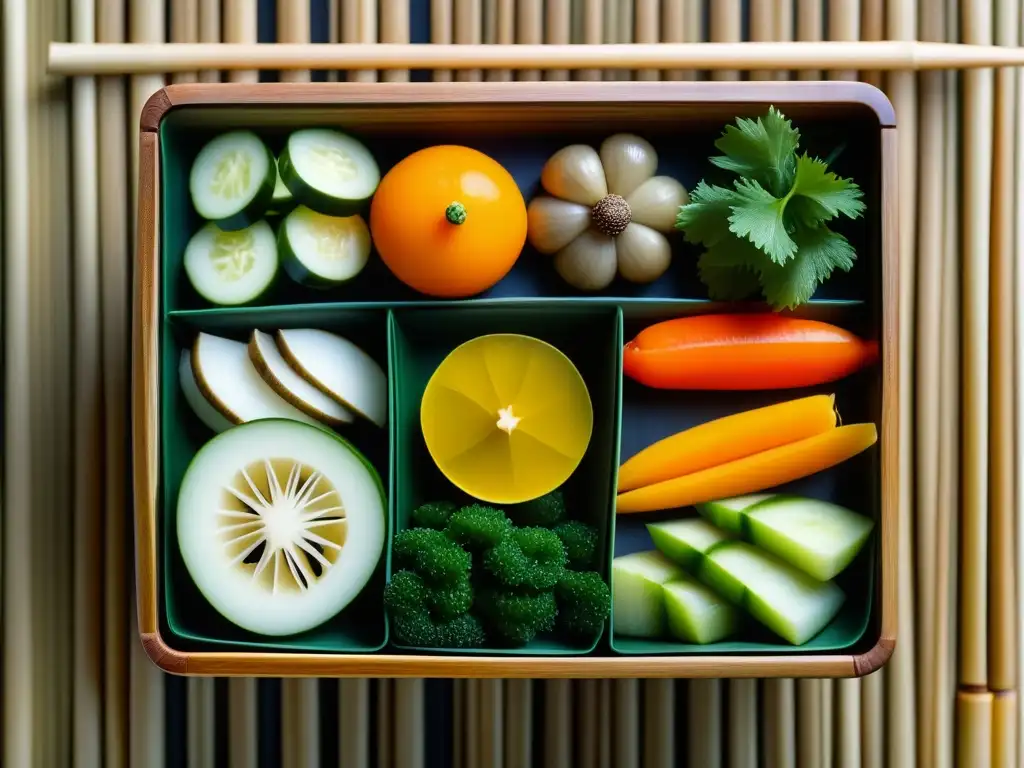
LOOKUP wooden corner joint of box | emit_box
[141,631,190,675]
[852,634,895,677]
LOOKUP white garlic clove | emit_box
[615,222,672,284]
[599,133,658,199]
[554,229,618,291]
[526,196,594,254]
[540,144,608,206]
[626,176,690,233]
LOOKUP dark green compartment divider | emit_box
[388,302,623,655]
[159,306,393,653]
[609,306,882,655]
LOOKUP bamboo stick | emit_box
[516,0,542,81]
[610,0,634,80]
[187,679,216,768]
[477,680,501,768]
[277,0,311,82]
[828,0,859,79]
[994,693,1018,767]
[484,0,513,81]
[170,0,198,82]
[455,0,481,81]
[545,681,571,768]
[453,681,464,768]
[576,0,602,81]
[958,692,994,766]
[281,680,319,768]
[859,0,883,86]
[795,0,823,79]
[659,0,685,80]
[821,679,834,768]
[545,0,572,81]
[885,0,919,764]
[763,680,796,768]
[915,3,948,764]
[223,0,257,82]
[860,672,883,768]
[342,0,377,82]
[615,680,640,768]
[228,678,257,768]
[197,0,219,82]
[709,1,741,81]
[642,680,673,768]
[46,40,1024,76]
[3,0,33,761]
[749,0,775,80]
[70,0,103,763]
[465,680,479,768]
[1016,4,1024,759]
[835,680,860,768]
[431,0,453,81]
[578,681,599,768]
[504,680,531,768]
[339,679,370,768]
[378,679,394,768]
[796,680,823,768]
[633,0,658,80]
[96,0,129,762]
[599,679,612,768]
[728,680,757,768]
[327,0,339,81]
[394,680,424,768]
[380,0,410,82]
[772,0,793,79]
[689,680,721,768]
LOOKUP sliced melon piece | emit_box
[275,328,388,428]
[697,494,874,581]
[612,550,684,638]
[178,349,234,433]
[663,574,741,644]
[645,517,733,570]
[248,329,354,426]
[704,541,846,645]
[191,332,324,428]
[176,419,387,636]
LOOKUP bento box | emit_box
[133,80,897,678]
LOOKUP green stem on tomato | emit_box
[445,201,467,225]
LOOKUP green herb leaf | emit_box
[758,224,857,310]
[786,154,866,226]
[697,256,763,301]
[709,106,800,196]
[726,177,797,264]
[675,180,740,247]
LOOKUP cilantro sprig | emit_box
[675,106,866,310]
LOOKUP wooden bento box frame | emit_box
[133,80,898,678]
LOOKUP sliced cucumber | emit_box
[612,550,684,638]
[275,328,388,428]
[646,518,733,571]
[663,574,741,644]
[189,130,276,230]
[183,220,278,306]
[191,332,325,428]
[279,205,372,288]
[176,418,387,636]
[266,157,296,217]
[278,129,380,217]
[178,349,234,433]
[248,329,355,426]
[705,542,846,645]
[697,494,874,581]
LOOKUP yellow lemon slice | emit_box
[420,334,594,505]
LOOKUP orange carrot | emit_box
[617,394,839,492]
[616,423,878,514]
[622,314,879,390]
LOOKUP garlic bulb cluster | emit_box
[527,134,689,291]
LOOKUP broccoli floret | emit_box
[553,521,599,570]
[445,504,513,550]
[477,588,558,646]
[393,528,471,584]
[554,570,610,640]
[384,570,484,647]
[482,526,567,590]
[411,500,458,531]
[507,490,567,528]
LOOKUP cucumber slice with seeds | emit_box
[189,130,276,230]
[183,220,278,306]
[278,129,380,217]
[279,205,372,288]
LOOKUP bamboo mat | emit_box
[3,0,1022,766]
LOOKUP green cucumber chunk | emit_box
[706,541,846,645]
[612,551,684,638]
[696,494,774,533]
[279,205,372,288]
[663,574,741,644]
[189,130,276,230]
[183,220,278,306]
[646,518,733,571]
[279,129,380,217]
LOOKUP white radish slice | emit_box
[191,332,324,428]
[275,328,388,428]
[612,550,684,638]
[248,329,354,426]
[179,350,235,434]
[176,419,387,636]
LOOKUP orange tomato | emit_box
[369,145,528,297]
